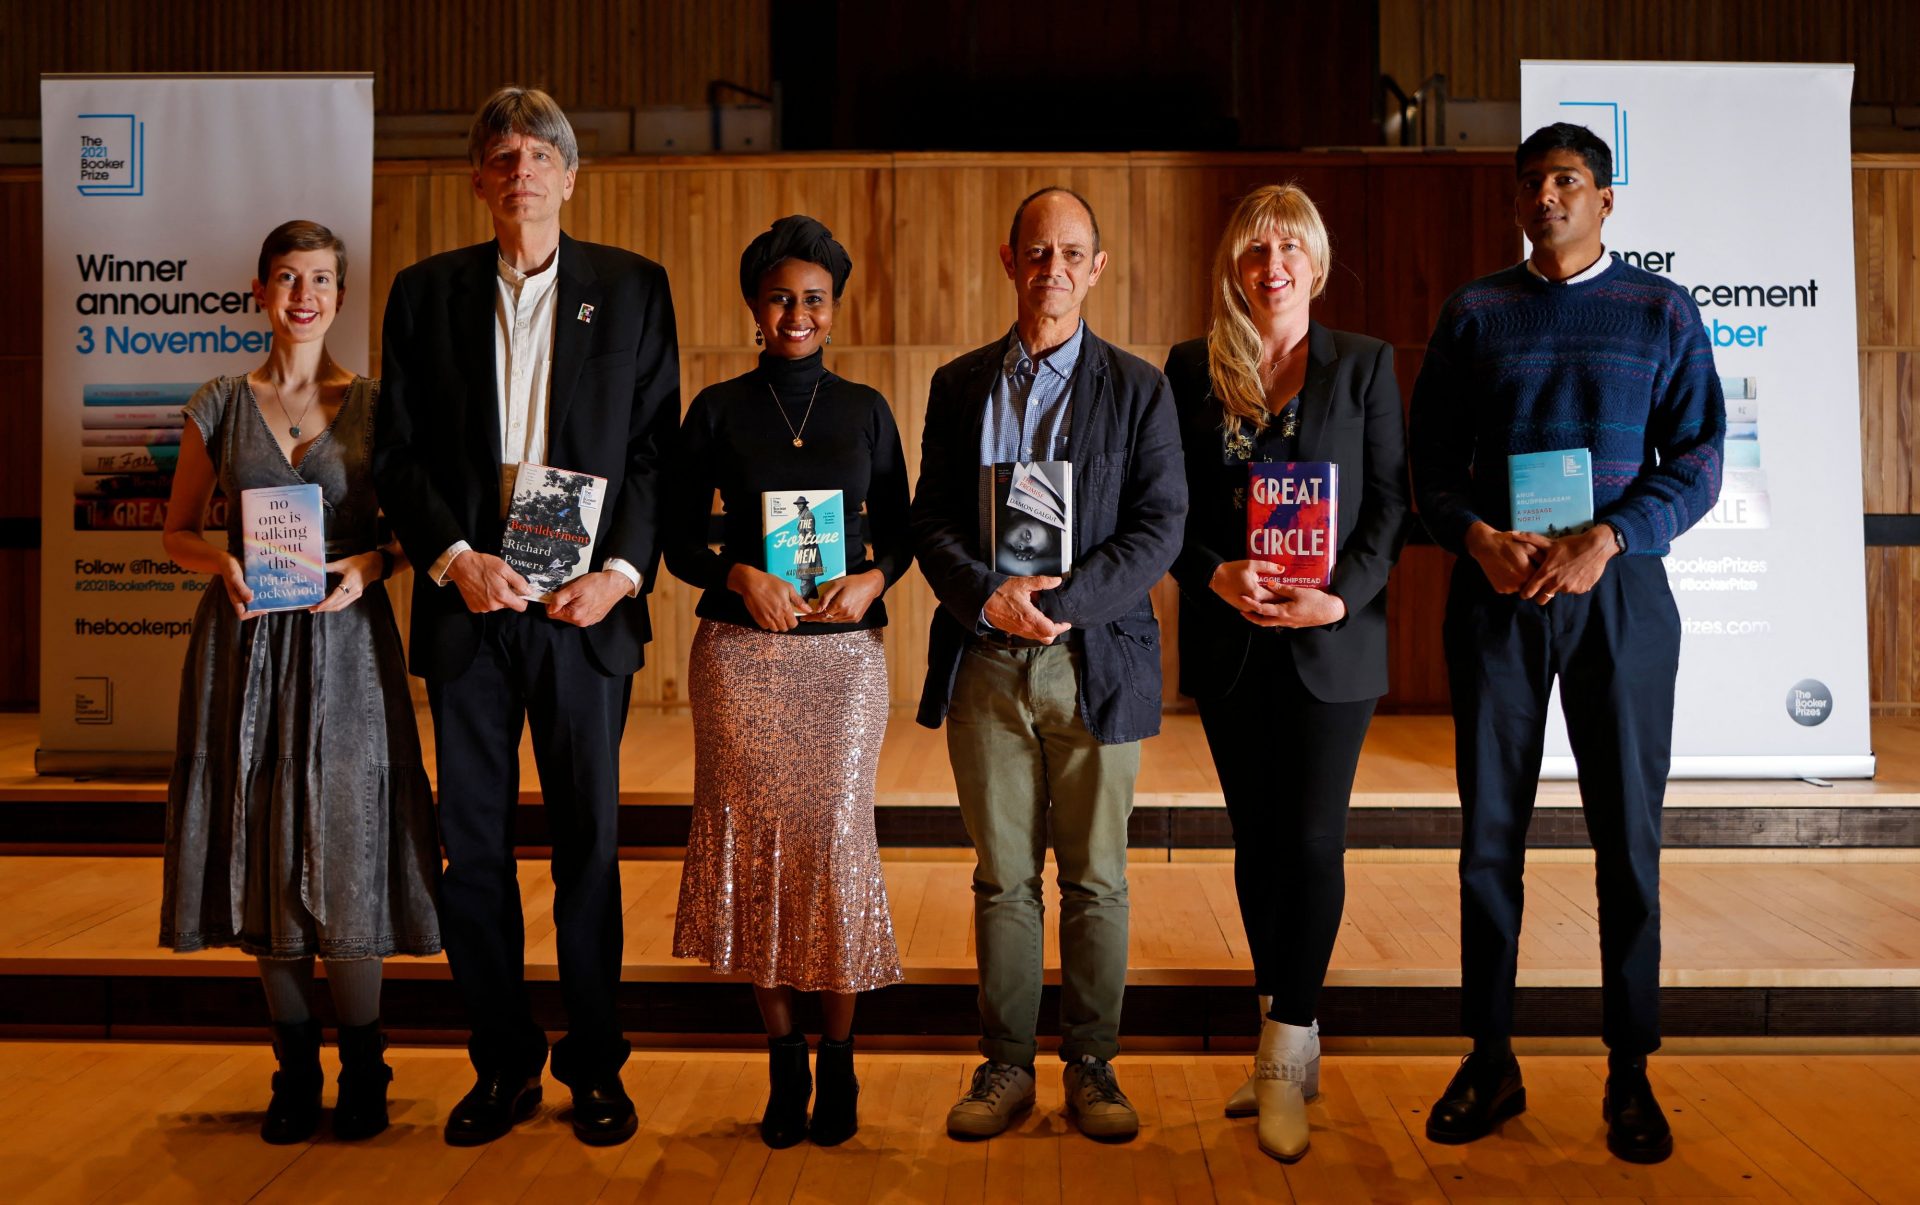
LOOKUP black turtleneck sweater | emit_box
[665,351,913,634]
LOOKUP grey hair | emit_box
[467,85,579,170]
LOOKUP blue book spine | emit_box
[241,483,327,611]
[1507,448,1595,536]
[761,490,847,600]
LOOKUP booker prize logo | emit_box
[1558,100,1630,185]
[75,112,146,197]
[1786,679,1833,727]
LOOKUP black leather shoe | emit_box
[1604,1060,1674,1164]
[570,1076,638,1146]
[1425,1051,1526,1144]
[444,1069,544,1146]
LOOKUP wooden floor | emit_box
[2,1041,1915,1203]
[6,710,1920,809]
[8,853,1918,988]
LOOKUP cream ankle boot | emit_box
[1227,1002,1317,1116]
[1255,1018,1314,1161]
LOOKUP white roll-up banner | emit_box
[38,74,373,772]
[1521,61,1872,779]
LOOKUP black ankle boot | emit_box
[334,1021,394,1140]
[761,1032,812,1149]
[262,1018,324,1144]
[1604,1055,1673,1163]
[809,1036,859,1146]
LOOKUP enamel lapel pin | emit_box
[577,303,595,324]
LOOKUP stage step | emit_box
[7,713,1920,850]
[5,853,1917,1041]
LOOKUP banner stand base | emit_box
[1540,754,1876,781]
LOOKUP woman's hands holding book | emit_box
[730,563,813,632]
[813,570,886,625]
[309,551,381,614]
[1210,560,1347,628]
[216,552,255,619]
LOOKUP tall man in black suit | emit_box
[373,86,679,1148]
[911,188,1185,1143]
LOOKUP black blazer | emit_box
[910,327,1186,745]
[1165,323,1408,703]
[373,234,681,680]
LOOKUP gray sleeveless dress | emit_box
[159,375,442,960]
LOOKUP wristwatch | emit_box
[1604,522,1627,554]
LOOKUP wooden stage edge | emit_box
[7,709,1920,811]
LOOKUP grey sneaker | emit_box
[1063,1055,1139,1141]
[946,1061,1036,1139]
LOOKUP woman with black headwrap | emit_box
[665,215,912,1149]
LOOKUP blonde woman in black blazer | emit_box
[1164,183,1408,1162]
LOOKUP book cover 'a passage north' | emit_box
[1508,447,1594,537]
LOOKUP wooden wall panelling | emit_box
[1860,351,1916,514]
[3,0,770,117]
[0,358,40,524]
[0,174,42,524]
[892,156,1133,348]
[1856,162,1919,349]
[0,176,42,362]
[0,549,39,709]
[644,157,894,349]
[1377,0,1920,106]
[1381,546,1456,714]
[1128,156,1374,347]
[1866,547,1920,715]
[1362,158,1516,348]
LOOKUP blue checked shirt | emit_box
[980,320,1084,466]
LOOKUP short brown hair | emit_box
[256,220,347,288]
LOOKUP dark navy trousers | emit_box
[1443,555,1680,1055]
[427,609,633,1085]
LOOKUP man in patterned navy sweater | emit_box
[1409,122,1725,1165]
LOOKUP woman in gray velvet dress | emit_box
[159,220,441,1145]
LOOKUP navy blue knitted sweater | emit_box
[1409,258,1725,557]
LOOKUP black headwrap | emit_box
[738,214,853,300]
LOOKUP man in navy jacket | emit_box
[910,187,1185,1143]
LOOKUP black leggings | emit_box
[1196,639,1376,1027]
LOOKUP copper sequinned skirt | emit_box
[673,619,904,992]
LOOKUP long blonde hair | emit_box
[1205,184,1332,439]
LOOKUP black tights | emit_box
[1196,640,1375,1027]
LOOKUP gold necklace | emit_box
[767,377,823,448]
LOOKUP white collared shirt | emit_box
[1524,247,1611,285]
[429,251,639,595]
[494,253,560,508]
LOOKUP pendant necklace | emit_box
[767,376,823,448]
[267,378,320,439]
